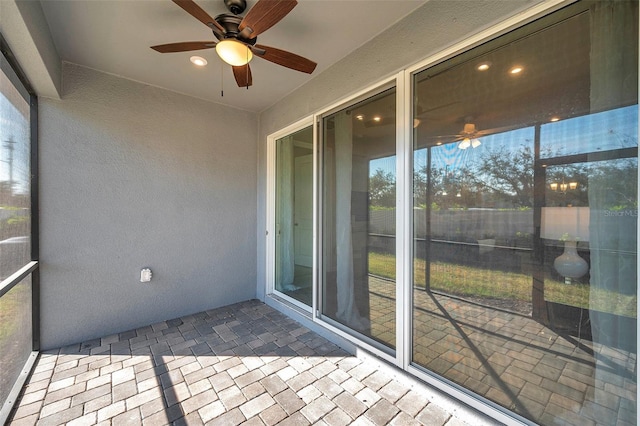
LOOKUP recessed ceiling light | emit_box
[436,141,443,146]
[373,116,382,122]
[477,62,491,71]
[550,116,560,122]
[190,56,208,67]
[356,114,364,120]
[509,66,523,75]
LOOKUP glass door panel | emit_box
[411,2,638,425]
[275,126,313,307]
[321,87,397,350]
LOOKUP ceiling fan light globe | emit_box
[458,138,471,150]
[216,40,253,66]
[471,138,481,148]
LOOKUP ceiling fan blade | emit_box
[233,64,253,87]
[416,101,461,118]
[475,123,523,137]
[238,0,297,39]
[172,0,225,35]
[253,44,316,74]
[151,41,216,53]
[427,134,464,140]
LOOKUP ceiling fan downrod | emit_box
[224,0,247,15]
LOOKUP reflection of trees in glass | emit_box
[414,163,478,210]
[369,168,395,208]
[414,145,637,211]
[414,143,537,209]
[413,164,449,209]
[471,144,534,208]
[413,163,428,208]
[589,159,638,210]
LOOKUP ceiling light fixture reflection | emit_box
[373,116,382,122]
[459,138,482,150]
[550,116,560,122]
[356,114,364,121]
[509,66,524,75]
[190,56,208,67]
[215,39,253,66]
[477,62,491,71]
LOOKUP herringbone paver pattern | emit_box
[8,300,491,426]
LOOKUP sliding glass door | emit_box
[411,2,637,424]
[320,86,397,351]
[274,126,313,307]
[268,1,637,424]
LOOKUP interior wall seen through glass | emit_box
[411,1,638,424]
[275,126,314,307]
[322,87,397,350]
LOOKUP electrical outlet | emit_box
[140,268,152,282]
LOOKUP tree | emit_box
[369,168,395,208]
[588,158,638,210]
[471,144,535,208]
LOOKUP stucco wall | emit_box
[256,0,543,300]
[0,0,62,99]
[39,63,258,349]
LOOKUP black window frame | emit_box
[0,31,40,424]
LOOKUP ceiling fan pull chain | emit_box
[221,61,224,97]
[246,49,250,89]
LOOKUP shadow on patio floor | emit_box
[8,299,493,426]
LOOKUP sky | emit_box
[0,89,31,194]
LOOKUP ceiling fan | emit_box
[454,123,484,150]
[151,0,317,88]
[430,119,519,150]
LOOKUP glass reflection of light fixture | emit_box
[458,138,481,150]
[216,39,253,66]
[549,179,578,193]
[541,207,590,279]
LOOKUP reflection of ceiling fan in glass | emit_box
[433,120,518,150]
[456,123,482,150]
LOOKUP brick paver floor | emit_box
[367,276,637,425]
[8,300,494,426]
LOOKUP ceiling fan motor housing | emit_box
[214,14,257,45]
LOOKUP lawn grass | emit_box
[368,251,637,318]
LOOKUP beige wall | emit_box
[39,63,258,349]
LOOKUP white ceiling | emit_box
[40,0,428,113]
